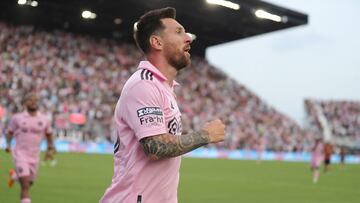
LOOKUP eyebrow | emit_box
[176,26,185,32]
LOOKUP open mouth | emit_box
[184,46,191,55]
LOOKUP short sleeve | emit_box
[124,81,167,140]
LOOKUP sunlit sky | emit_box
[207,0,360,125]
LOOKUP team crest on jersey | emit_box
[38,121,43,127]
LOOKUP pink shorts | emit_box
[15,161,39,181]
[311,159,321,169]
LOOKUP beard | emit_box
[27,106,38,112]
[165,45,191,71]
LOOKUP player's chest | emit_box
[18,118,46,135]
[162,91,182,135]
[164,97,180,117]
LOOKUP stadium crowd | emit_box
[305,99,360,140]
[0,22,332,152]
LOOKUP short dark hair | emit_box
[22,92,37,104]
[134,7,176,54]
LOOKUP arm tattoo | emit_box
[140,131,210,161]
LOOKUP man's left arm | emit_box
[45,132,56,159]
[44,118,56,158]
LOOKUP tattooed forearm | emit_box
[140,131,210,161]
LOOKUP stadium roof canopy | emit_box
[0,0,308,56]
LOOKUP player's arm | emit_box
[44,116,56,155]
[45,132,55,150]
[140,119,225,161]
[5,130,13,153]
[45,132,56,155]
[45,132,55,149]
[126,82,225,160]
[6,116,17,153]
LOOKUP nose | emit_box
[185,33,192,44]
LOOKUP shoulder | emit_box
[8,113,23,127]
[124,70,162,96]
[11,112,23,120]
[128,69,157,86]
[37,112,51,122]
[139,69,155,81]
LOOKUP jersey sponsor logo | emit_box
[137,107,164,126]
[139,116,164,125]
[21,127,42,134]
[29,127,42,134]
[137,107,163,117]
[168,117,182,135]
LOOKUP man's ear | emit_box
[149,35,163,51]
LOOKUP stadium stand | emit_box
[304,99,360,147]
[0,21,316,151]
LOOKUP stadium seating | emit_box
[0,22,317,151]
[304,99,360,144]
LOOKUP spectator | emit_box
[1,22,324,152]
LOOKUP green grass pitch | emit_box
[1,151,359,203]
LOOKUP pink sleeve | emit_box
[7,115,18,133]
[124,81,167,140]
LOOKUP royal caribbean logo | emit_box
[137,107,163,117]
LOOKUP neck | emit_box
[147,53,177,86]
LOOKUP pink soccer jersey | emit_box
[8,111,52,164]
[100,61,183,203]
[311,142,324,168]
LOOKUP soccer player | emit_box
[100,7,225,203]
[323,142,333,172]
[310,138,323,183]
[5,93,55,203]
[256,135,266,164]
[339,146,346,167]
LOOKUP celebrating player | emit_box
[100,7,225,203]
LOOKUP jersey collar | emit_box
[138,61,180,86]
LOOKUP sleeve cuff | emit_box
[136,129,168,141]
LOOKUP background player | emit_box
[310,138,324,183]
[5,93,55,203]
[323,142,333,173]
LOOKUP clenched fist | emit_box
[202,119,225,143]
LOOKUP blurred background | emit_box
[0,0,359,202]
